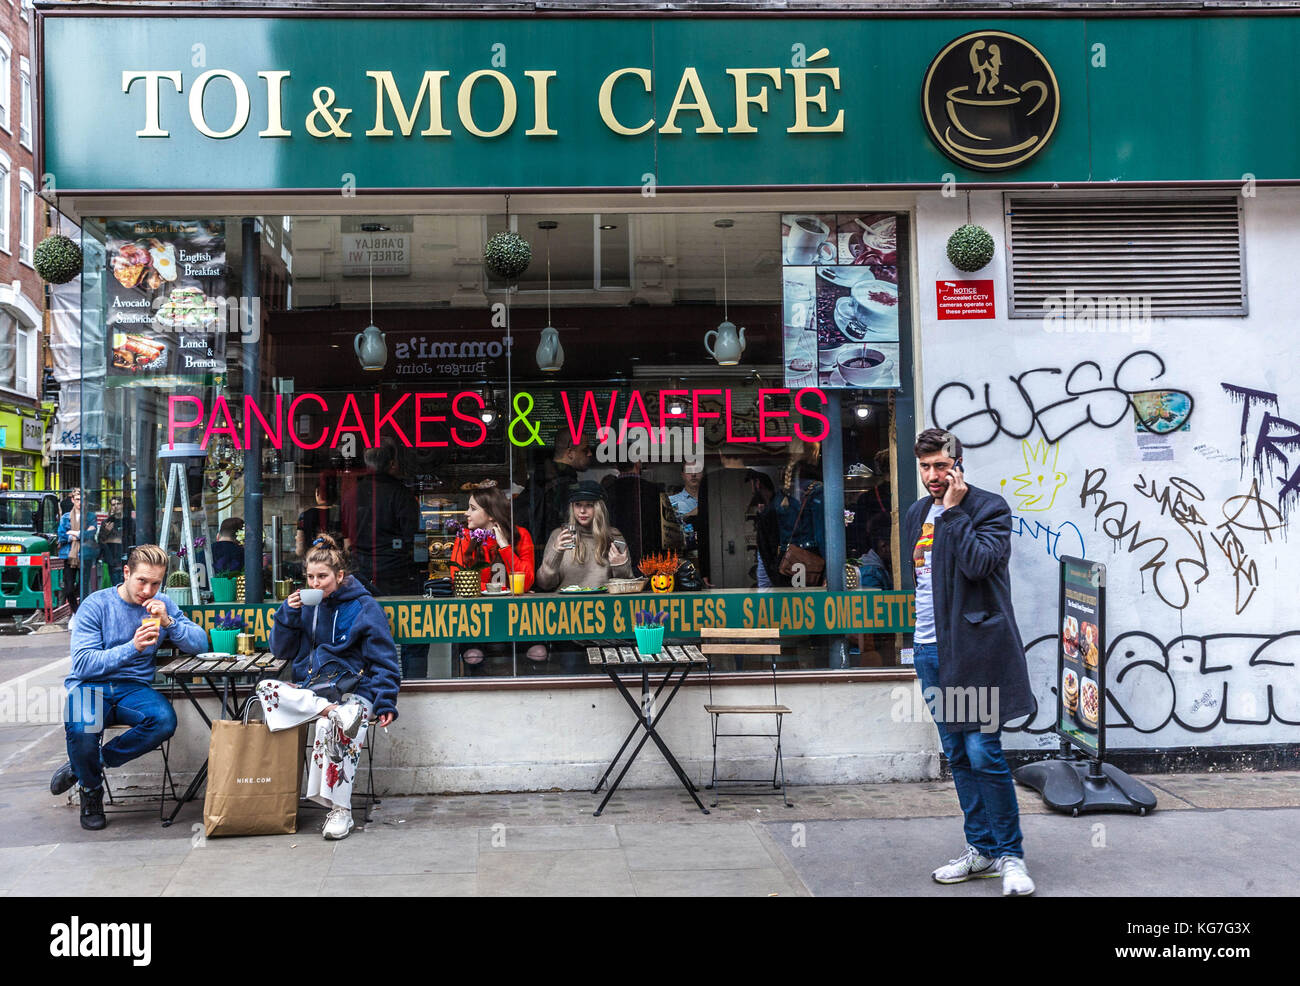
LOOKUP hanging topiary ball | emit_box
[33,234,84,284]
[946,224,995,273]
[483,231,532,281]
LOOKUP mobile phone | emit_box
[953,457,964,473]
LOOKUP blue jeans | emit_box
[64,680,178,792]
[913,642,1023,859]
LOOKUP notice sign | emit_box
[1057,556,1106,759]
[936,279,995,320]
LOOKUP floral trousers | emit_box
[254,680,371,810]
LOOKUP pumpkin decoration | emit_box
[638,552,679,594]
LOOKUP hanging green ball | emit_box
[946,224,995,273]
[483,231,532,281]
[33,234,84,284]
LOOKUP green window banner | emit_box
[183,588,916,645]
[39,14,1300,190]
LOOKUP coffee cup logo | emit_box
[922,31,1059,171]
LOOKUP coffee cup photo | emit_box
[783,214,837,265]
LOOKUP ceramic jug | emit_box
[354,324,387,371]
[537,325,564,372]
[705,320,747,365]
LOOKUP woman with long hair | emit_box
[535,481,635,590]
[451,481,544,667]
[259,534,400,840]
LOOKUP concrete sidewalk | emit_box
[3,632,1298,896]
[3,767,1299,896]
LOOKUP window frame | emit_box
[0,149,12,255]
[0,35,12,135]
[18,55,30,149]
[18,167,33,266]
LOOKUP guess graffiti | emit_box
[931,350,1193,449]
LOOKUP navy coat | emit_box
[903,483,1034,730]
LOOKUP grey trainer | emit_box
[932,844,998,883]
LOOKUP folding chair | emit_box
[701,627,793,808]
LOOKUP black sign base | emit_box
[1014,757,1157,816]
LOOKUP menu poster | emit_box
[106,219,229,387]
[781,213,901,391]
[1057,555,1106,759]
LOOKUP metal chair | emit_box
[702,626,792,808]
[296,714,382,825]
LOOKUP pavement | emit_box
[3,631,1299,896]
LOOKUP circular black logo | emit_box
[922,31,1060,171]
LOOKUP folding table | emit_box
[588,643,709,817]
[157,653,287,826]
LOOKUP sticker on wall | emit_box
[936,279,995,319]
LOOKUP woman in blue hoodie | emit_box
[258,534,400,840]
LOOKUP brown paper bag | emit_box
[202,713,302,837]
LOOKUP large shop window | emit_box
[1005,193,1246,317]
[85,212,911,680]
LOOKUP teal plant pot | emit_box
[634,625,664,656]
[210,628,239,654]
[211,577,237,603]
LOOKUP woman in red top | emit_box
[452,482,546,668]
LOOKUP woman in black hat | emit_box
[535,481,635,590]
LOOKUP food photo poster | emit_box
[781,213,901,392]
[106,219,229,388]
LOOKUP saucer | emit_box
[816,266,872,288]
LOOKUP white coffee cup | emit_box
[785,215,836,264]
[299,588,324,607]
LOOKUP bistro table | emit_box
[157,652,287,826]
[588,643,709,817]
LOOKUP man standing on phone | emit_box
[49,544,209,830]
[904,428,1036,896]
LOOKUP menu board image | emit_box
[1057,556,1106,758]
[106,219,228,387]
[781,213,901,390]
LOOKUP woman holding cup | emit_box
[451,481,543,668]
[258,534,400,840]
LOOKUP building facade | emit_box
[35,3,1300,788]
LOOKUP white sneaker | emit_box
[998,856,1036,896]
[329,703,363,740]
[322,806,354,840]
[931,844,998,883]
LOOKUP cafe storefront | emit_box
[38,5,1300,788]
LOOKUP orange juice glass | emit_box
[510,572,526,595]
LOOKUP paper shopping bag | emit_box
[202,717,302,837]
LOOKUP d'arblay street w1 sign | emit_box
[37,13,1300,191]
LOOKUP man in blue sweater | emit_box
[50,544,210,830]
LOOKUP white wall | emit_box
[121,678,941,794]
[916,188,1300,752]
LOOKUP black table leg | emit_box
[593,664,708,816]
[592,667,683,794]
